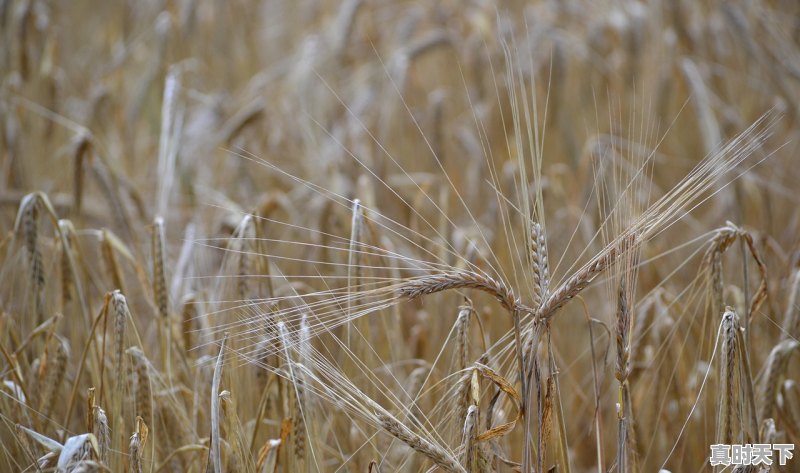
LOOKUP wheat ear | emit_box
[759,340,799,423]
[152,216,170,374]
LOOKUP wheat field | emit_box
[2,1,800,472]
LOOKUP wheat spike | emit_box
[717,308,738,447]
[110,291,129,394]
[209,334,227,473]
[782,268,800,340]
[21,194,45,324]
[455,302,472,433]
[128,417,148,473]
[529,221,550,307]
[126,347,153,427]
[92,405,110,466]
[461,405,479,472]
[152,216,170,374]
[220,390,257,473]
[180,293,198,354]
[539,237,628,320]
[374,410,465,473]
[39,335,69,424]
[399,271,520,314]
[759,340,799,423]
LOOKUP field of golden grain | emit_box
[2,1,800,472]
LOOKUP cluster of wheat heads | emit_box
[2,0,800,472]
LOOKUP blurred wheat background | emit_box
[2,0,800,472]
